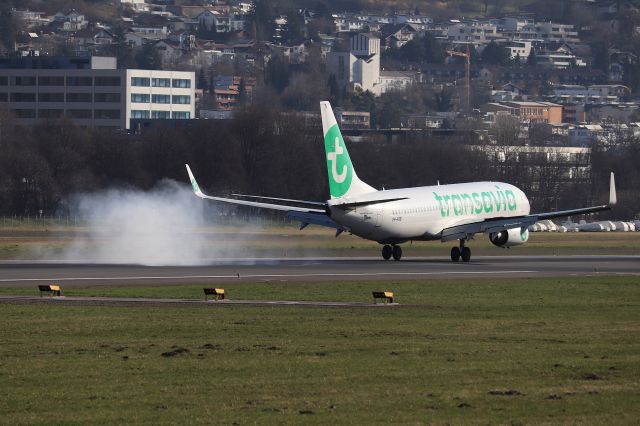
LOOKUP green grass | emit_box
[1,277,639,424]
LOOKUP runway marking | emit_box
[0,270,537,283]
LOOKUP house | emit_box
[124,29,167,46]
[266,42,308,64]
[378,23,417,48]
[535,47,587,69]
[210,75,255,110]
[392,14,433,30]
[568,124,603,145]
[502,40,532,61]
[196,10,245,33]
[13,10,51,28]
[53,10,88,32]
[120,0,150,12]
[74,28,115,47]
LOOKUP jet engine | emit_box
[489,228,529,248]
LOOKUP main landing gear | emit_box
[451,240,471,263]
[382,244,402,261]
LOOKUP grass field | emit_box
[1,276,639,424]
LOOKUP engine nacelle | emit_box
[489,228,529,248]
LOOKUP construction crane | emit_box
[446,46,471,112]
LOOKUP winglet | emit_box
[185,164,204,198]
[609,172,617,206]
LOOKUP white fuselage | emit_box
[328,181,530,244]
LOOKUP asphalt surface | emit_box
[1,255,639,287]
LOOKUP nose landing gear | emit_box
[381,244,403,261]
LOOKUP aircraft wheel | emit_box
[461,247,471,262]
[451,246,461,262]
[382,244,392,260]
[392,245,402,261]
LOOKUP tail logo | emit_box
[324,124,353,198]
[327,137,347,183]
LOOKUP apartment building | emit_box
[447,20,501,43]
[0,56,194,129]
[481,101,563,124]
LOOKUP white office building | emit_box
[0,56,194,129]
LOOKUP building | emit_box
[446,19,500,44]
[502,40,532,60]
[210,75,254,110]
[13,10,51,28]
[378,23,417,48]
[52,10,89,32]
[120,0,150,12]
[481,101,563,124]
[334,109,370,129]
[0,56,194,129]
[328,33,381,94]
[545,84,631,104]
[327,33,417,95]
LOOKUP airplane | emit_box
[186,101,617,262]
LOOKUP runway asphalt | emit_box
[1,255,639,287]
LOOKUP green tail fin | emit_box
[320,101,375,199]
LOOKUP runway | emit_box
[1,255,639,287]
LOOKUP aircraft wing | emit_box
[441,173,617,242]
[231,193,326,209]
[186,165,341,231]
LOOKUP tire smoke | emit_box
[53,180,211,266]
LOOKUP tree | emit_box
[514,53,521,65]
[527,48,537,66]
[196,21,217,40]
[592,42,610,74]
[435,87,453,112]
[0,3,18,51]
[250,0,274,42]
[283,10,305,44]
[238,77,248,107]
[328,74,340,105]
[622,60,640,93]
[385,33,444,64]
[135,42,161,70]
[197,69,208,91]
[265,56,290,93]
[481,41,511,66]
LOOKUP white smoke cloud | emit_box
[49,180,214,266]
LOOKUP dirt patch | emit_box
[161,347,190,357]
[583,373,604,380]
[489,389,524,396]
[199,343,222,350]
